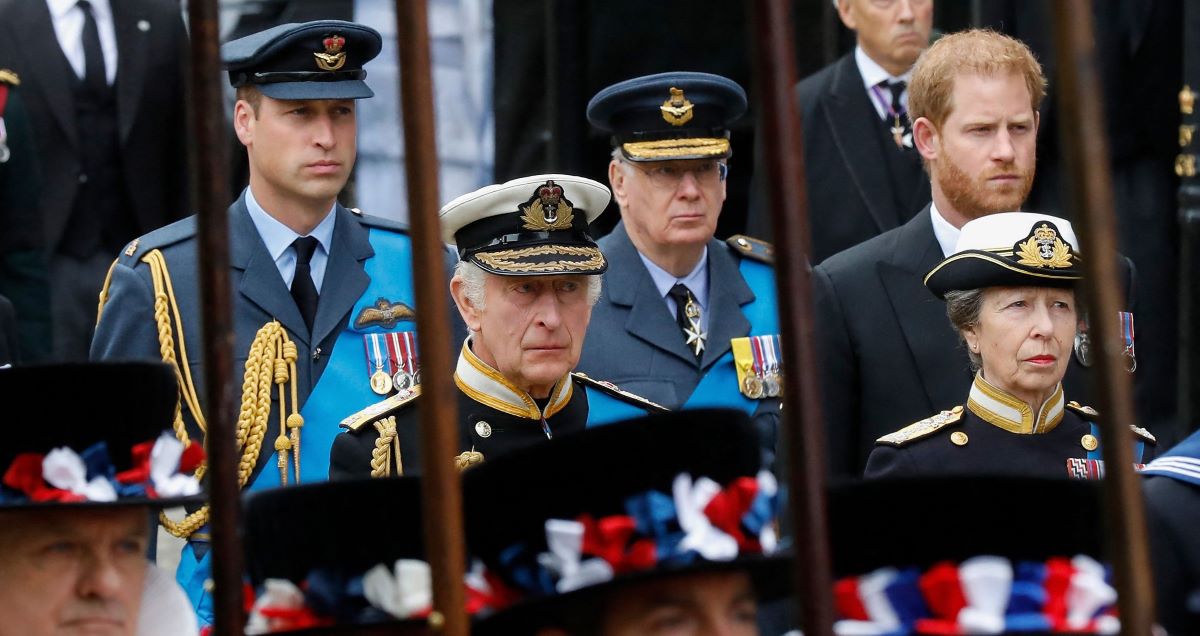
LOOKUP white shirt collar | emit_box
[929,201,961,258]
[637,247,709,310]
[244,187,336,261]
[855,46,913,119]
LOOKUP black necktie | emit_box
[77,0,106,94]
[886,80,907,119]
[667,283,705,362]
[290,237,320,332]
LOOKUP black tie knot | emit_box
[77,0,93,11]
[667,283,691,306]
[293,236,320,265]
[885,80,907,116]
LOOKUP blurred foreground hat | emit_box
[223,20,382,100]
[242,478,437,635]
[0,362,204,509]
[462,409,789,635]
[925,212,1083,299]
[440,174,610,276]
[588,71,747,162]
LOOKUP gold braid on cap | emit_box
[96,254,305,539]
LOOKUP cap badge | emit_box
[1014,222,1074,269]
[660,87,694,126]
[520,180,575,231]
[314,34,347,71]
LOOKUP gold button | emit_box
[475,421,492,438]
[1081,434,1099,451]
[951,431,968,446]
[951,405,964,414]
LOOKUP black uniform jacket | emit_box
[330,341,663,479]
[865,377,1157,479]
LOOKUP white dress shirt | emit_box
[929,201,962,257]
[46,0,119,85]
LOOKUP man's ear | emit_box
[913,116,939,162]
[450,276,482,332]
[233,100,255,147]
[836,0,856,30]
[608,159,628,209]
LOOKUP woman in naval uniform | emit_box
[865,213,1155,479]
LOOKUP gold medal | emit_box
[370,370,393,395]
[742,375,764,399]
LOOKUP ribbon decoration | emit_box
[538,518,615,593]
[832,556,1121,635]
[673,473,739,562]
[362,559,433,619]
[245,580,332,634]
[1,435,204,504]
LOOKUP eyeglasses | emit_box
[625,160,729,189]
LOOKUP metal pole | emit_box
[1049,3,1156,633]
[750,1,835,634]
[394,2,469,634]
[186,0,240,633]
[1179,0,1200,435]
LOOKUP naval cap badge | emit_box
[314,34,347,71]
[660,87,694,126]
[520,180,575,231]
[1014,222,1074,269]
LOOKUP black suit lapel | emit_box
[112,0,148,143]
[310,207,371,347]
[229,197,310,342]
[9,2,78,148]
[821,54,897,234]
[876,209,970,410]
[699,242,752,370]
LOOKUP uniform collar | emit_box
[967,373,1065,434]
[244,187,336,261]
[638,247,710,310]
[453,338,574,420]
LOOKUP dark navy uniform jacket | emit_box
[866,378,1157,480]
[1142,430,1200,634]
[330,340,667,479]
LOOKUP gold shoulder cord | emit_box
[370,415,401,478]
[96,251,304,539]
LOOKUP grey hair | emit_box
[944,289,986,372]
[452,261,603,315]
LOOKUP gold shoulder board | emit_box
[726,235,774,264]
[1130,425,1157,445]
[876,406,964,447]
[340,386,421,431]
[0,69,19,86]
[1065,400,1100,419]
[571,372,670,413]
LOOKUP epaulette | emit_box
[571,372,670,413]
[0,69,19,86]
[350,208,410,234]
[117,216,197,265]
[339,387,421,432]
[725,235,774,265]
[1130,424,1157,445]
[1065,400,1099,419]
[875,406,965,447]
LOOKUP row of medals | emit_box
[742,372,781,400]
[370,367,419,395]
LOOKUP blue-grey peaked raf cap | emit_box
[222,20,382,100]
[587,71,747,161]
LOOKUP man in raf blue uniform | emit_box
[90,21,420,627]
[330,174,668,479]
[578,72,781,462]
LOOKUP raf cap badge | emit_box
[660,87,695,127]
[1015,222,1074,269]
[314,34,347,71]
[520,180,575,231]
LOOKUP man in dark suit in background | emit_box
[813,29,1051,478]
[0,0,189,361]
[747,0,933,262]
